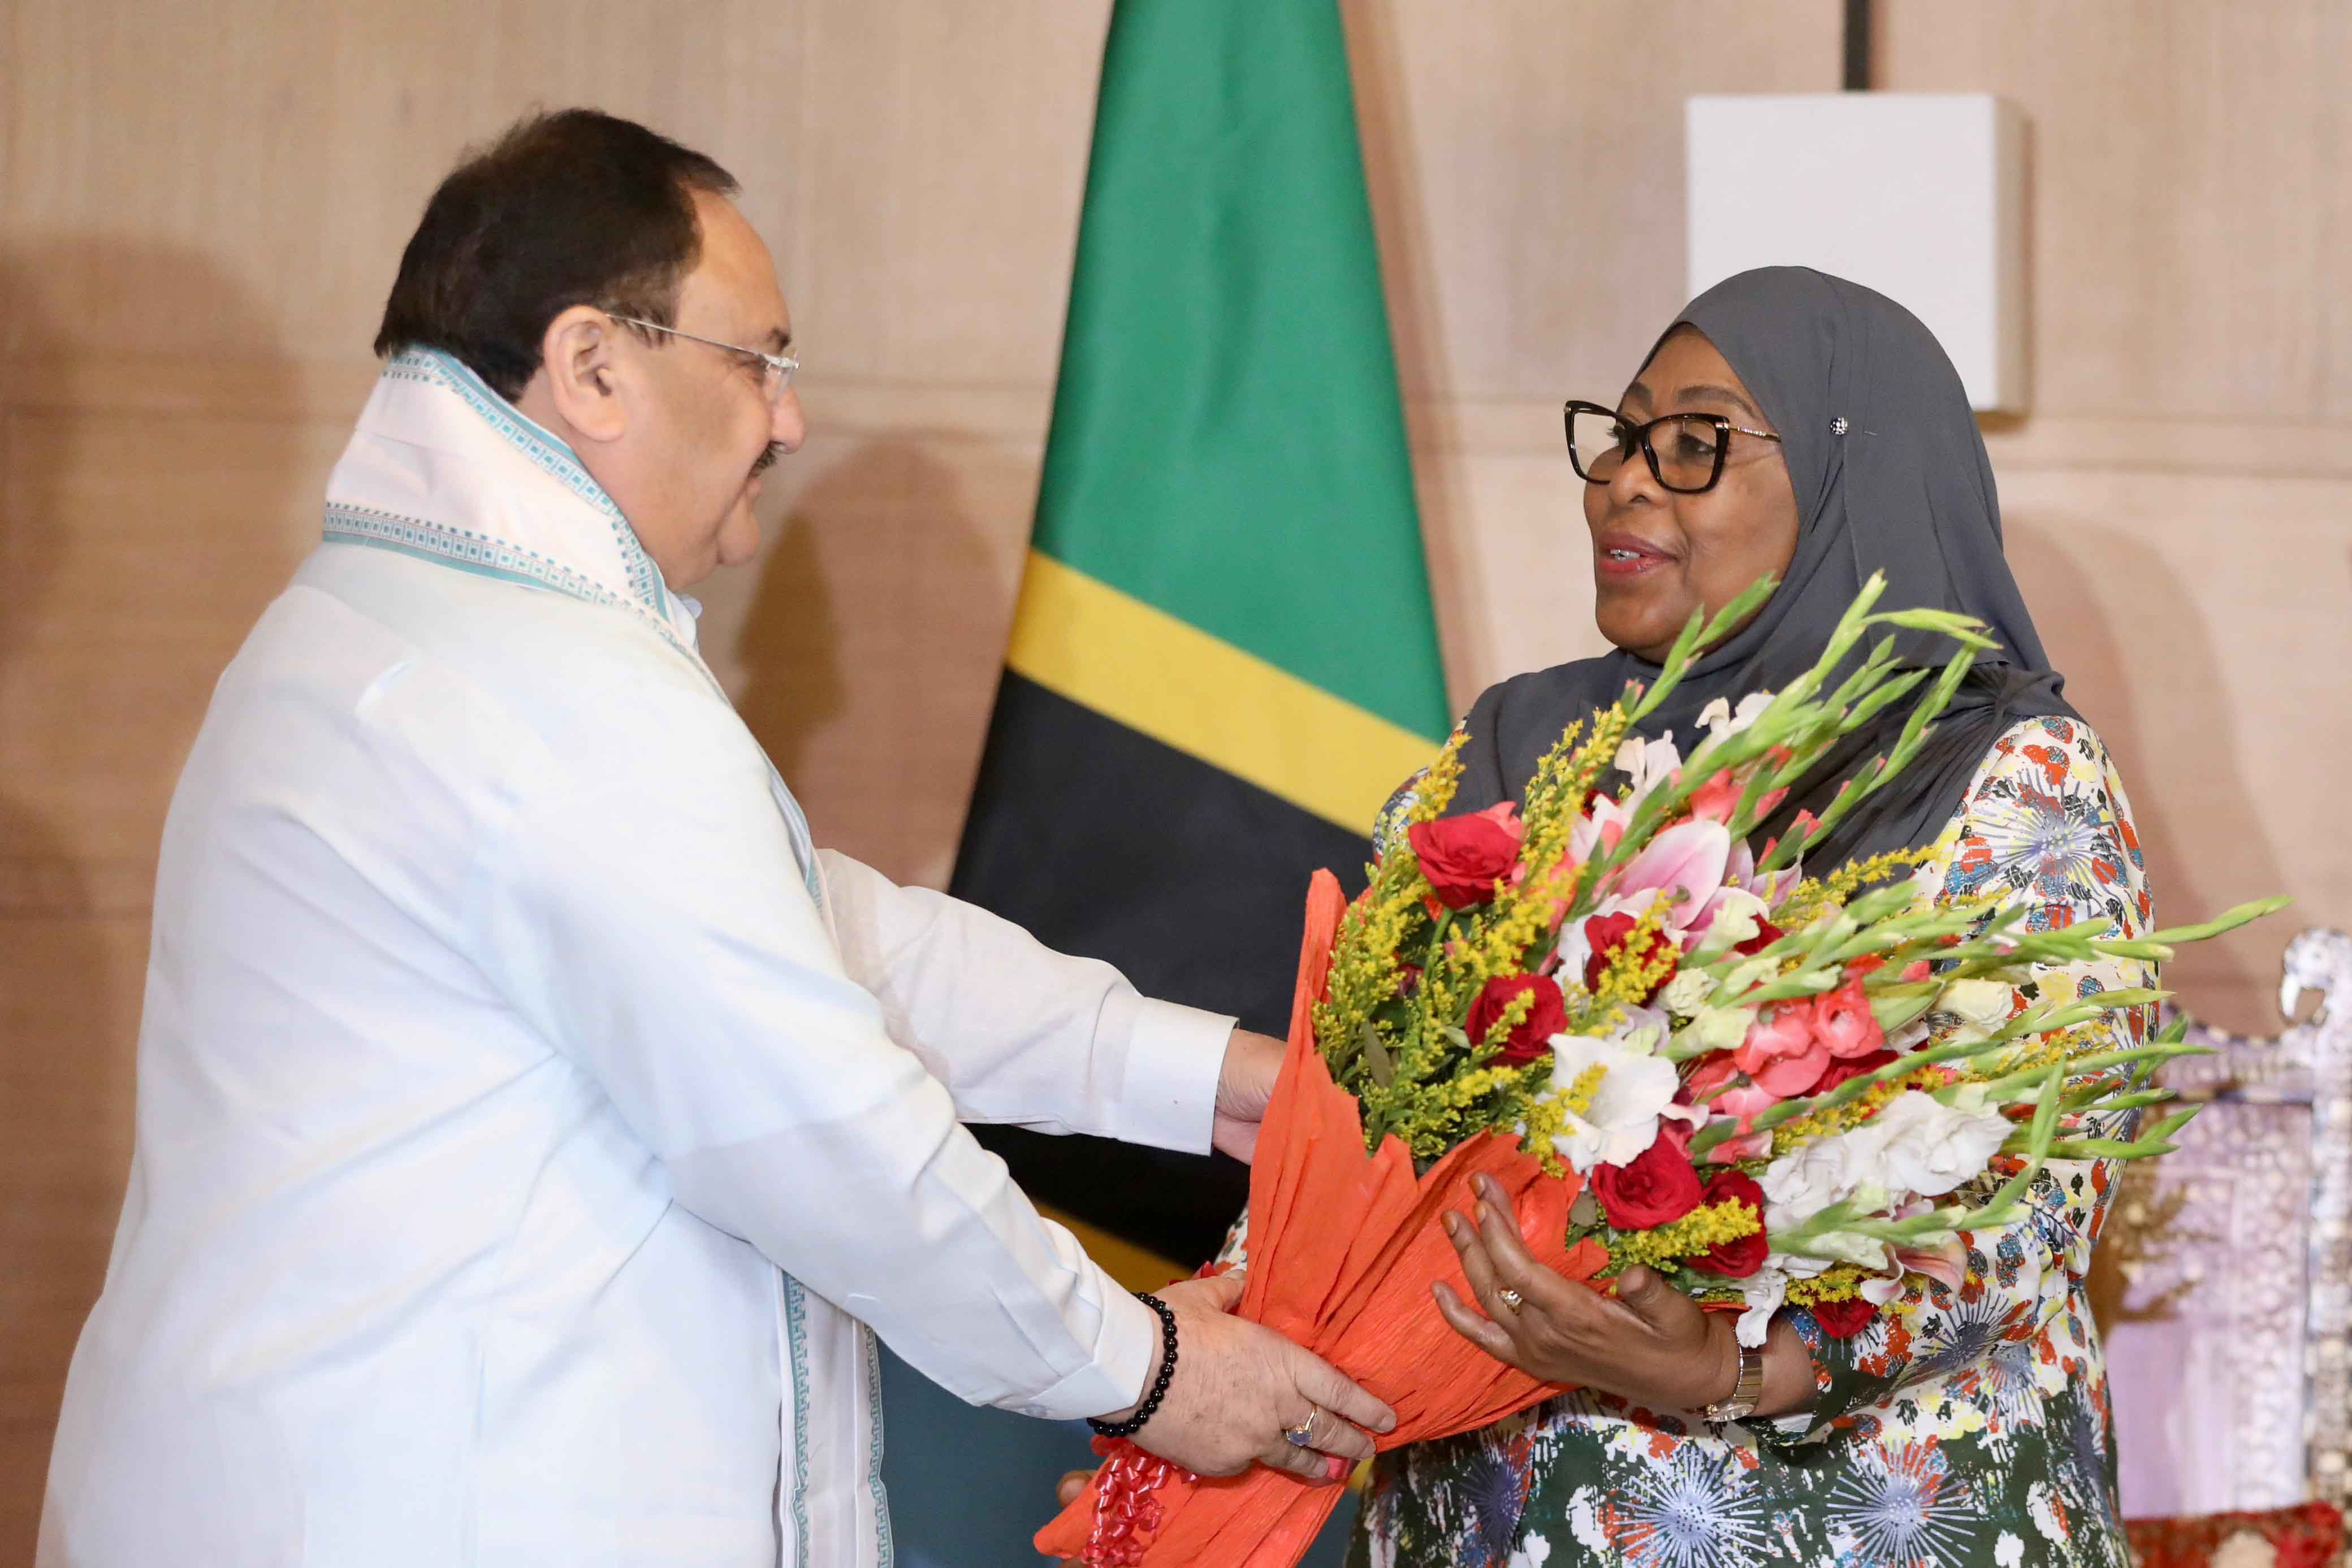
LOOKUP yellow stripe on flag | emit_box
[1004,552,1437,835]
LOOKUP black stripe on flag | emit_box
[952,672,1375,1266]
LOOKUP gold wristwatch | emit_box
[1703,1340,1766,1423]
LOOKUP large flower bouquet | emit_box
[1037,575,2279,1568]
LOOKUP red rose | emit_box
[1816,1047,1896,1094]
[1406,803,1526,909]
[1692,1169,1769,1278]
[1809,1297,1879,1339]
[1592,1136,1704,1230]
[1465,973,1567,1065]
[1582,912,1676,1002]
[1581,912,1638,990]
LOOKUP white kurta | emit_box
[38,350,1230,1568]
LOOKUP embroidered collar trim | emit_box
[325,347,692,659]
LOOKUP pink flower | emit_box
[1679,1051,1743,1107]
[1896,1235,1969,1292]
[1688,769,1741,824]
[1706,1128,1775,1164]
[1610,819,1733,926]
[1734,1004,1826,1101]
[1751,1044,1829,1098]
[1813,977,1886,1060]
[1678,1054,1783,1162]
[1571,797,1632,864]
[1712,1080,1785,1121]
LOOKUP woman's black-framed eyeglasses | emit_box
[1563,399,1783,495]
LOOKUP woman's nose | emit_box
[1605,440,1667,509]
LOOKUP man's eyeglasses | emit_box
[609,313,799,405]
[1563,399,1782,495]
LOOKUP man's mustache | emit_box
[749,443,784,480]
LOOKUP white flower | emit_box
[1801,1230,1893,1270]
[1734,1266,1786,1348]
[1847,1090,2014,1200]
[1612,731,1684,798]
[1661,968,1716,1017]
[1994,1532,2025,1568]
[1760,1138,1861,1228]
[1697,691,1774,744]
[1733,1255,1827,1346]
[1859,1273,1908,1305]
[1690,887,1770,957]
[1936,978,2016,1030]
[1679,1005,1754,1055]
[1541,1025,1682,1175]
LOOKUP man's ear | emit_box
[539,306,629,444]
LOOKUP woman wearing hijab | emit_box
[1350,268,2154,1568]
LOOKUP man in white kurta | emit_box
[40,111,1386,1567]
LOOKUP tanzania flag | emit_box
[949,0,1451,1269]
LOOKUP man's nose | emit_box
[770,387,806,454]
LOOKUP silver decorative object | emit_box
[1831,416,1850,436]
[2107,928,2352,1515]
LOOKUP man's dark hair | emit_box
[374,109,739,400]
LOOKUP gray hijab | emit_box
[1450,266,2078,871]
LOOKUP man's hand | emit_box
[1092,1271,1395,1483]
[1212,1029,1285,1163]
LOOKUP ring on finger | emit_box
[1495,1287,1524,1313]
[1282,1409,1321,1449]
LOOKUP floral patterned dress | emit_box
[1348,716,2156,1568]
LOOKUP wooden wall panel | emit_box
[1879,0,2352,418]
[697,430,1046,891]
[1996,478,2351,1027]
[0,916,146,1557]
[1345,1,1844,402]
[793,0,1112,386]
[1875,0,2352,1029]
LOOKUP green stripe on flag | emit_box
[1029,0,1449,742]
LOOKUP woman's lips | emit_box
[1593,532,1675,579]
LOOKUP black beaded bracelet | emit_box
[1087,1292,1179,1439]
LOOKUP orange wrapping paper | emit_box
[1036,871,1604,1566]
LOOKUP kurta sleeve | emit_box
[1765,717,2156,1440]
[472,677,1166,1421]
[815,848,1229,1154]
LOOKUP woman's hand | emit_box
[1434,1172,1814,1417]
[1434,1171,1732,1407]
